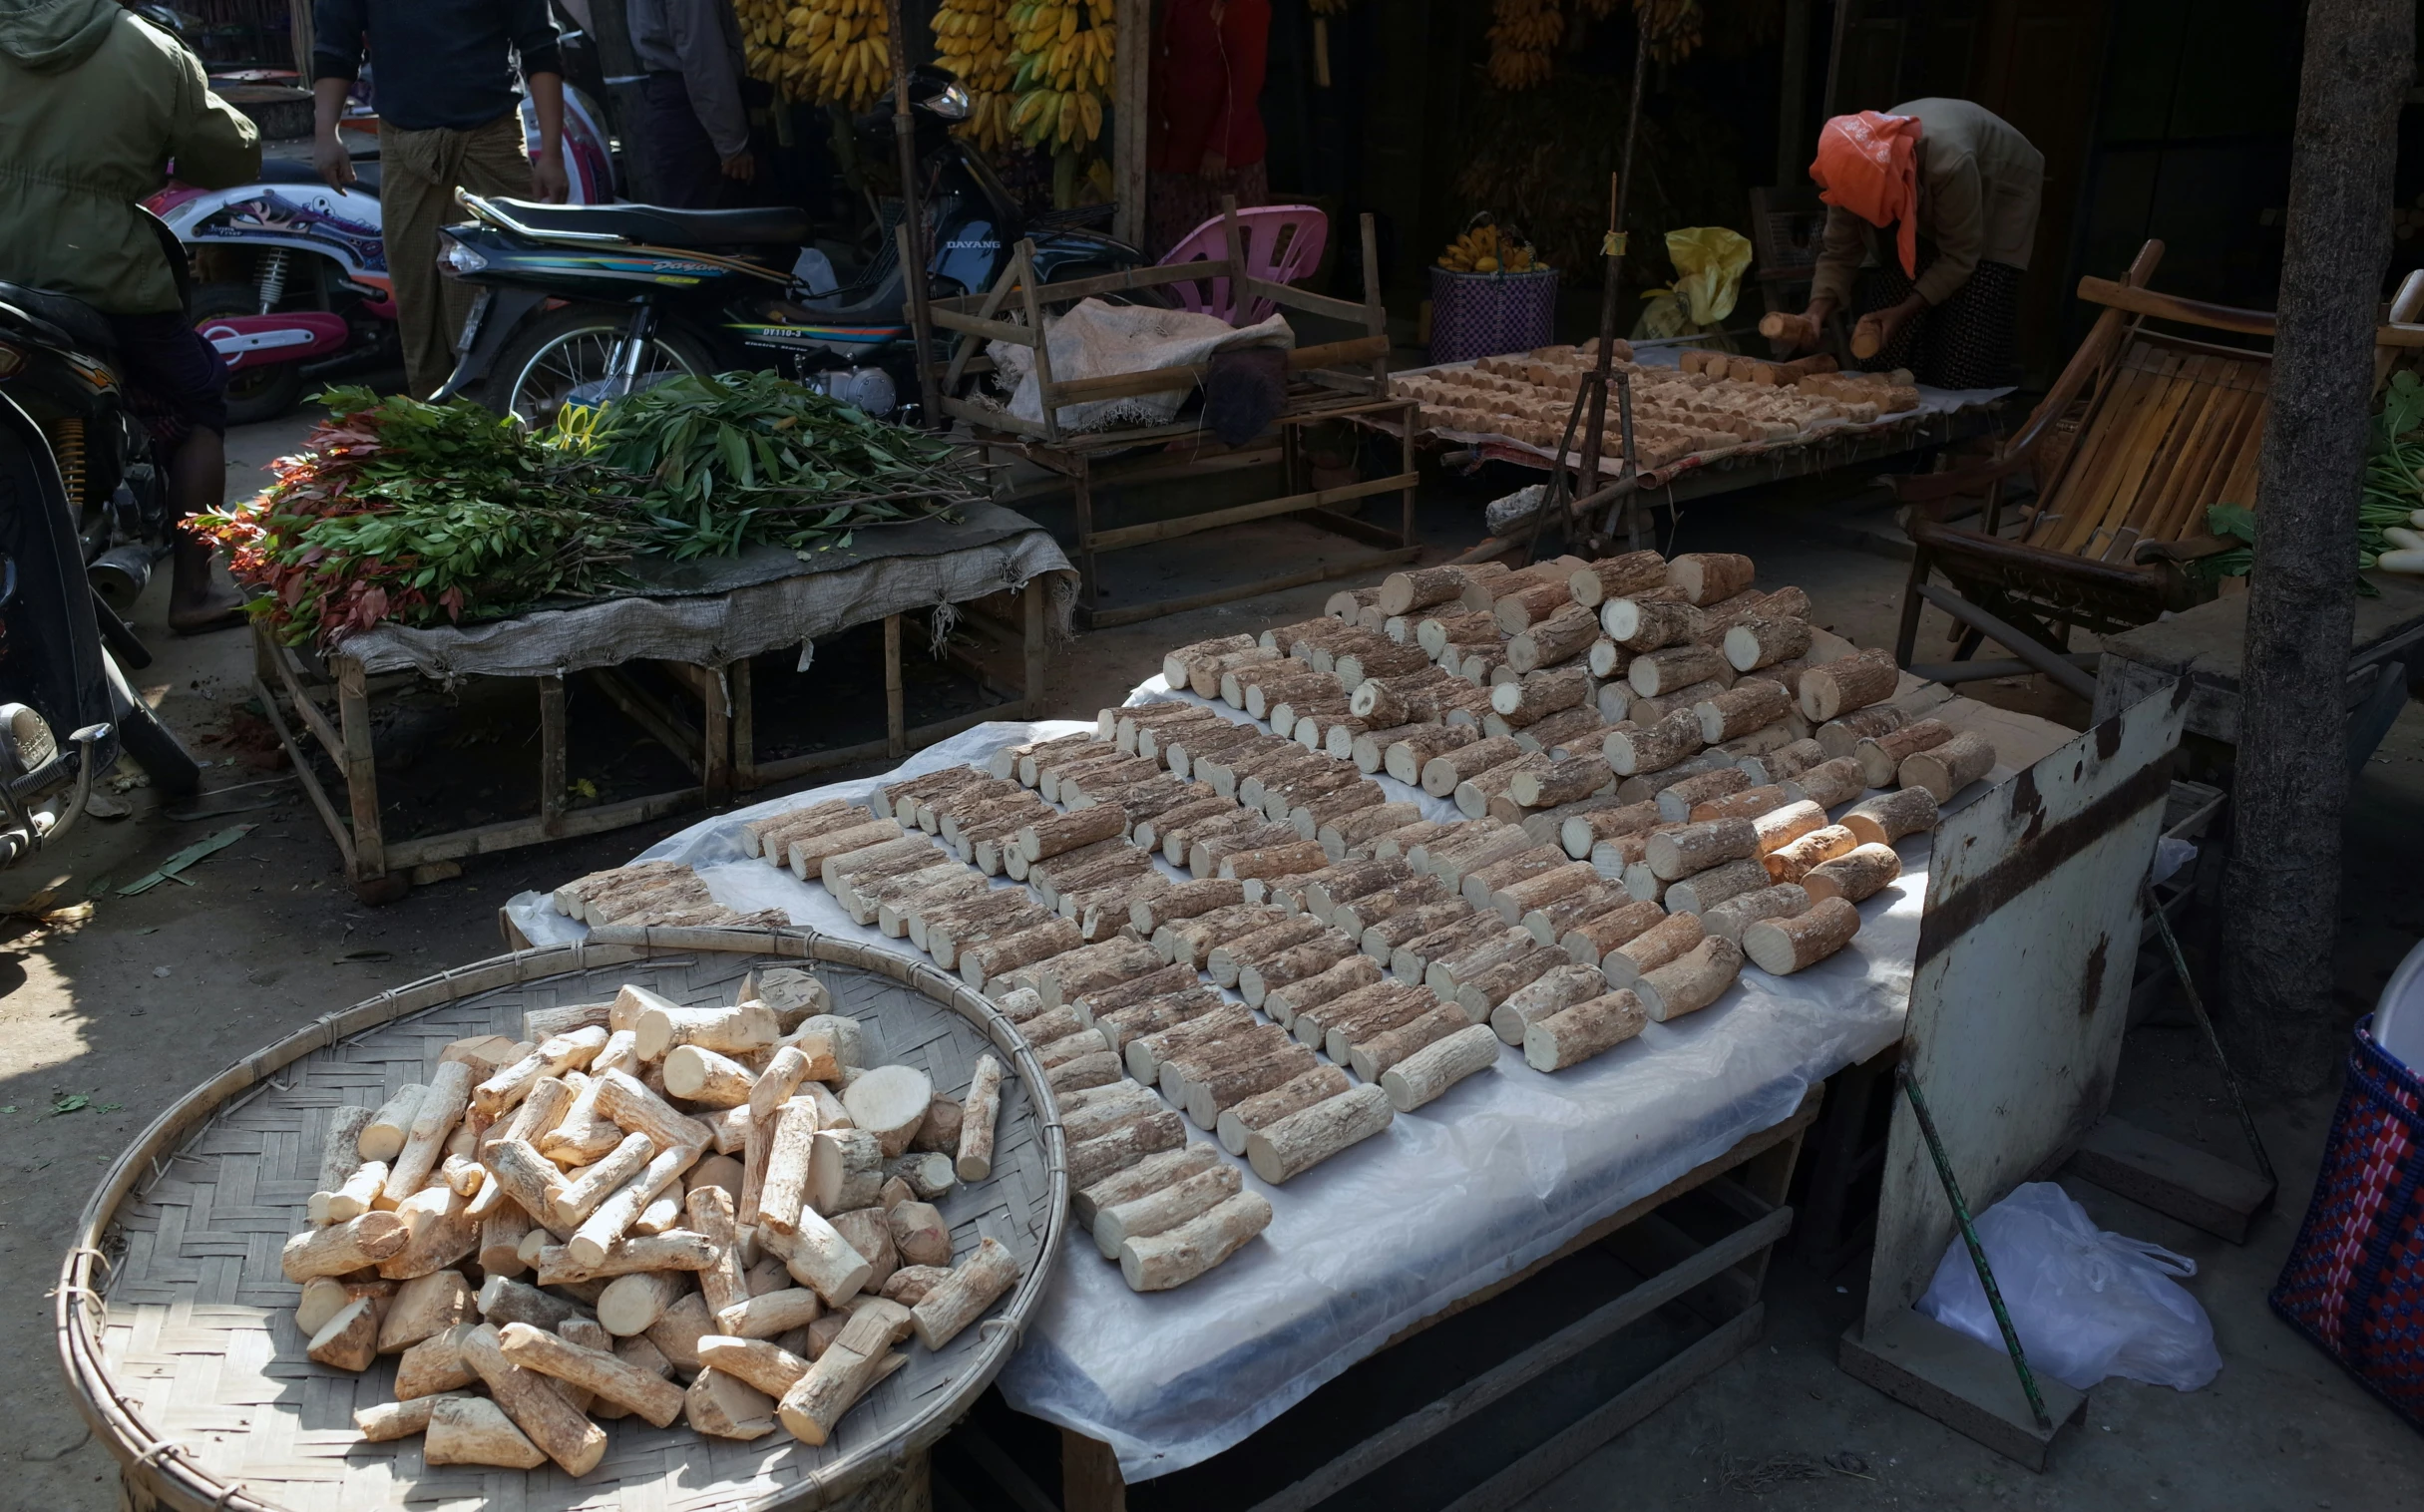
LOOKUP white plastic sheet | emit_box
[501,692,1983,1482]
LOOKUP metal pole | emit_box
[2143,881,2277,1188]
[1896,1061,2053,1431]
[886,0,945,430]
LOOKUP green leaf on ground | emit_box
[118,824,256,896]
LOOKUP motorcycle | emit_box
[145,87,617,425]
[0,392,120,867]
[0,219,213,800]
[434,67,1146,425]
[0,343,202,828]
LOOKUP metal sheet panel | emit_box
[1864,678,2189,1329]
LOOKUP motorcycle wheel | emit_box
[490,307,717,427]
[192,283,305,427]
[103,648,202,797]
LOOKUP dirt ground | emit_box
[2,412,2420,1508]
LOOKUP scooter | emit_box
[0,371,201,821]
[435,68,1145,425]
[145,87,617,424]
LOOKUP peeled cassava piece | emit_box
[1899,730,1997,802]
[1840,785,1937,847]
[1744,896,1862,974]
[1795,649,1898,723]
[1666,552,1755,606]
[1801,842,1902,904]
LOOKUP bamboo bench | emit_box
[1890,240,2424,700]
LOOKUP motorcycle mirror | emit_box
[923,81,972,121]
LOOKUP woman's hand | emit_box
[1852,293,1927,359]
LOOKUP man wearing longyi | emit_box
[1780,99,2044,391]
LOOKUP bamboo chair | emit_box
[1890,242,2424,700]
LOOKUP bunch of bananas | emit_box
[1007,0,1113,150]
[1632,0,1703,63]
[1485,0,1559,89]
[737,0,892,108]
[932,0,1016,151]
[1437,220,1539,274]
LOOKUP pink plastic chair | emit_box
[1158,205,1330,327]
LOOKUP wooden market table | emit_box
[251,506,1072,902]
[1053,1091,1819,1512]
[2091,568,2424,765]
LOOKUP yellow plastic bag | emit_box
[1633,226,1753,338]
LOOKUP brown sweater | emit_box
[1810,98,2044,308]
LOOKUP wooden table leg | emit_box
[884,615,907,759]
[538,674,567,839]
[702,662,732,805]
[731,657,757,789]
[1074,462,1100,600]
[334,655,386,888]
[1060,1427,1127,1512]
[1399,400,1417,548]
[1022,577,1048,718]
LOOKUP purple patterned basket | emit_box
[2269,1015,2424,1428]
[1427,266,1561,366]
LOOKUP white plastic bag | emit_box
[1914,1181,2221,1392]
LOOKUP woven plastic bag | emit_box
[1915,1181,2222,1392]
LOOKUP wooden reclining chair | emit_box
[1891,240,2424,700]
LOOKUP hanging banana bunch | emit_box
[1006,0,1114,158]
[932,0,1017,151]
[1632,0,1701,63]
[738,0,892,110]
[1484,0,1559,90]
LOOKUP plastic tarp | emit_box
[986,299,1295,433]
[502,686,2011,1482]
[335,503,1076,681]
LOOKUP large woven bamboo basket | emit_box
[54,927,1069,1512]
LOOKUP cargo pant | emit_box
[379,112,531,398]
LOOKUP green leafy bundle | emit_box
[192,386,637,646]
[2198,370,2424,591]
[554,370,982,560]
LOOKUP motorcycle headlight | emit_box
[925,82,972,121]
[438,235,489,275]
[0,703,58,779]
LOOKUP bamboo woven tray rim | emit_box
[55,926,1069,1512]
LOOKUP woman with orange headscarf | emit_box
[1789,98,2043,389]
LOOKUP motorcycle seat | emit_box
[0,281,115,356]
[488,196,810,248]
[254,155,381,196]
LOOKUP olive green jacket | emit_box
[1811,97,2045,310]
[0,0,260,314]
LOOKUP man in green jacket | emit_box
[0,0,261,632]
